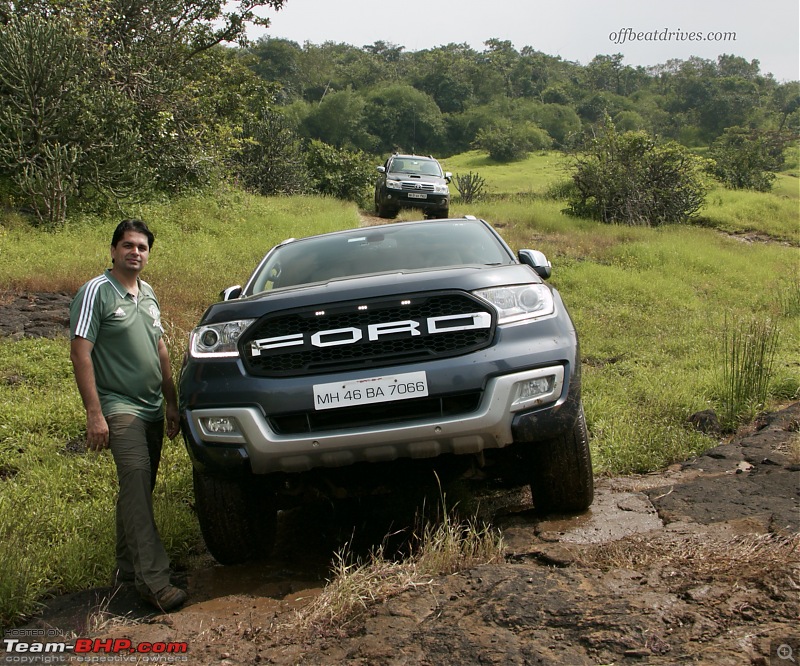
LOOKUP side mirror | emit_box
[518,249,552,280]
[220,285,242,301]
[376,166,386,173]
[445,171,452,183]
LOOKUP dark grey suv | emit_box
[180,217,593,564]
[374,154,451,219]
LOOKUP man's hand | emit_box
[71,337,110,452]
[166,403,180,439]
[158,339,180,440]
[86,411,110,451]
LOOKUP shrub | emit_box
[472,120,552,162]
[304,140,374,207]
[453,171,486,203]
[709,127,787,191]
[567,118,710,225]
[717,316,780,430]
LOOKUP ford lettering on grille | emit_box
[250,312,491,355]
[241,292,496,377]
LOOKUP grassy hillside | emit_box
[441,150,570,196]
[0,159,798,627]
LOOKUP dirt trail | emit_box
[6,402,798,666]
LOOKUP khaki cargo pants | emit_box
[107,413,171,596]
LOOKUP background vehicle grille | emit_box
[241,291,495,377]
[401,181,435,192]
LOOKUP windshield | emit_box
[389,158,443,177]
[249,220,512,293]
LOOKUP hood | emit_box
[199,263,544,325]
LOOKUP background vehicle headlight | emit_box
[473,284,554,324]
[190,319,255,357]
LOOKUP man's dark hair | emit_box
[111,219,155,250]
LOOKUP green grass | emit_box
[771,172,799,200]
[0,189,360,333]
[444,150,799,246]
[0,191,358,628]
[718,317,781,429]
[443,150,570,197]
[697,186,800,244]
[0,337,198,625]
[0,156,798,627]
[453,190,799,474]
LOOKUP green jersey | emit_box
[70,269,165,421]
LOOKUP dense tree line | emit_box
[0,1,797,226]
[248,37,799,155]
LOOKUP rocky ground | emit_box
[0,291,72,340]
[2,291,799,666]
[5,404,798,666]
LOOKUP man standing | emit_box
[69,219,187,612]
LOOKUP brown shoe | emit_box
[141,584,187,612]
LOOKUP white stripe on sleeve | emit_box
[74,275,108,339]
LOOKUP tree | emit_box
[771,82,800,133]
[536,104,582,147]
[408,43,480,113]
[0,0,287,222]
[362,83,444,154]
[0,15,143,225]
[480,38,520,98]
[247,37,303,101]
[233,108,309,196]
[2,0,287,51]
[299,88,375,151]
[567,117,710,225]
[709,127,786,191]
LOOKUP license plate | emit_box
[407,192,427,199]
[313,371,428,410]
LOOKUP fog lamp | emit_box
[201,416,238,434]
[512,376,555,408]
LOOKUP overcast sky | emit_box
[251,0,799,82]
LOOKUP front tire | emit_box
[193,469,277,565]
[377,202,397,219]
[527,406,594,514]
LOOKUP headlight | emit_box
[386,179,403,190]
[190,319,255,358]
[434,184,449,194]
[473,284,554,324]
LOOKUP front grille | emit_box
[401,181,435,192]
[241,291,495,377]
[269,391,482,433]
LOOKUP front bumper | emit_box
[183,364,577,475]
[385,191,449,210]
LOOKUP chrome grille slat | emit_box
[401,181,435,192]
